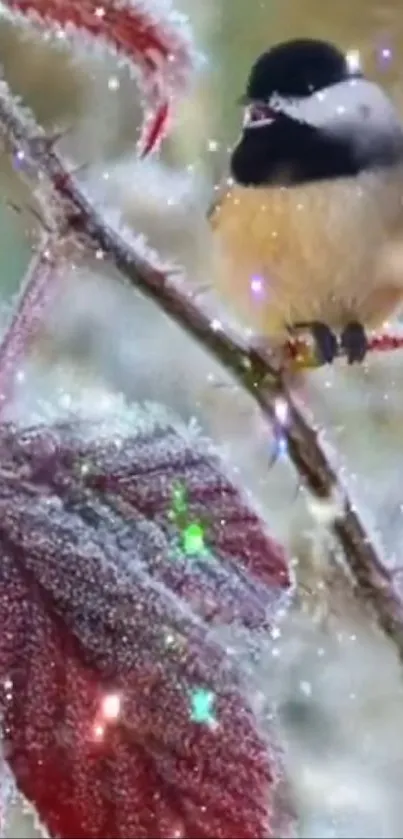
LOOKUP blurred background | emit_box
[3,1,403,837]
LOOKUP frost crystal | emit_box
[3,0,198,155]
[0,406,292,838]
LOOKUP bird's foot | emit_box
[340,321,368,364]
[292,321,339,365]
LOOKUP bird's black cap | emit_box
[244,38,361,102]
[232,37,403,186]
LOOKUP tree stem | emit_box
[0,78,402,659]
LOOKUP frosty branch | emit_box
[0,79,402,663]
[0,0,402,662]
[0,235,66,405]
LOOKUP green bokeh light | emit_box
[182,521,205,555]
[168,482,209,561]
[189,688,216,726]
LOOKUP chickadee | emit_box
[209,39,403,364]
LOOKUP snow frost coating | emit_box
[3,0,198,155]
[0,405,292,838]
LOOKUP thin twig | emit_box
[285,332,403,371]
[0,82,403,659]
[0,235,63,407]
[257,390,403,653]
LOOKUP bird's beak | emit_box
[240,98,278,129]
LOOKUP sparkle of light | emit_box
[211,318,222,332]
[108,76,120,91]
[189,688,216,726]
[346,49,361,73]
[274,396,289,426]
[182,522,205,556]
[275,434,288,458]
[101,692,121,721]
[12,149,25,170]
[93,723,105,740]
[172,482,187,515]
[250,274,265,297]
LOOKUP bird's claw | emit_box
[340,321,368,364]
[292,320,339,365]
[291,320,368,365]
[310,321,339,364]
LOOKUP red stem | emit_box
[4,0,195,155]
[0,237,61,410]
[285,332,403,369]
[0,0,197,411]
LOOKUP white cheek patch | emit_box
[269,78,402,141]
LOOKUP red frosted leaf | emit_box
[5,0,196,155]
[0,405,292,838]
